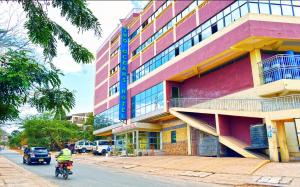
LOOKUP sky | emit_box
[49,1,148,115]
[1,0,148,114]
[0,0,148,132]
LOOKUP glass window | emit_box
[281,5,293,16]
[281,0,291,5]
[270,4,282,15]
[231,1,239,10]
[131,83,164,118]
[259,3,270,14]
[202,27,211,40]
[217,19,224,31]
[231,8,241,21]
[171,131,176,144]
[294,7,300,16]
[249,3,259,13]
[240,3,249,16]
[293,0,300,6]
[224,14,232,27]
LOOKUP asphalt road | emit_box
[0,150,220,187]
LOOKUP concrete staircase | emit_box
[219,136,266,159]
[170,109,265,159]
[169,109,217,136]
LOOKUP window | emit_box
[171,131,176,144]
[281,5,293,16]
[259,3,271,14]
[109,82,119,96]
[294,7,300,16]
[270,4,282,15]
[211,23,218,34]
[172,87,180,98]
[94,105,119,130]
[249,3,259,13]
[110,64,119,76]
[131,83,164,118]
[130,0,300,84]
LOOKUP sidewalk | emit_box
[0,156,56,187]
[73,154,300,186]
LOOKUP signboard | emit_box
[119,27,129,120]
[112,123,136,134]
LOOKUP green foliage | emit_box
[0,50,75,122]
[23,117,81,150]
[81,113,94,141]
[30,88,75,120]
[126,142,134,155]
[20,0,101,63]
[8,130,23,148]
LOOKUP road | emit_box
[0,150,220,187]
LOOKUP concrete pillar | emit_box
[132,131,135,148]
[136,130,139,151]
[277,121,290,162]
[160,131,163,150]
[265,118,279,162]
[187,124,192,155]
[250,49,262,87]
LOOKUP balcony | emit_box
[259,54,300,84]
[170,95,300,113]
[257,54,300,96]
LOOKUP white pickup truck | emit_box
[74,140,93,153]
[92,140,113,155]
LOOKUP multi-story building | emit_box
[66,112,92,127]
[94,0,300,162]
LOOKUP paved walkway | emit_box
[0,155,56,187]
[73,154,300,186]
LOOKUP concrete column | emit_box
[250,49,262,87]
[187,124,192,155]
[215,114,220,135]
[136,130,139,151]
[265,118,279,162]
[277,121,290,162]
[160,131,163,150]
[132,131,135,148]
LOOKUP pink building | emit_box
[94,0,300,162]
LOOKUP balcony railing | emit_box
[259,54,300,84]
[170,95,300,112]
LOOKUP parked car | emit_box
[23,147,51,165]
[92,140,114,155]
[74,140,93,153]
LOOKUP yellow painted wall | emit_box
[285,122,300,153]
[162,120,187,143]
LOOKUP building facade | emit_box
[94,0,300,162]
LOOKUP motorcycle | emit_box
[55,161,73,180]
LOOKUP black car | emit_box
[23,147,51,165]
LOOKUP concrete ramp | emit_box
[169,109,217,136]
[219,136,266,159]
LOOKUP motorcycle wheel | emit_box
[55,168,59,177]
[63,173,68,180]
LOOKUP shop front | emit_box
[112,122,162,154]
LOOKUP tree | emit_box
[3,0,102,64]
[30,88,75,120]
[23,116,82,150]
[81,113,94,141]
[0,49,74,122]
[8,130,23,148]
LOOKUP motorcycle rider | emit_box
[56,144,72,163]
